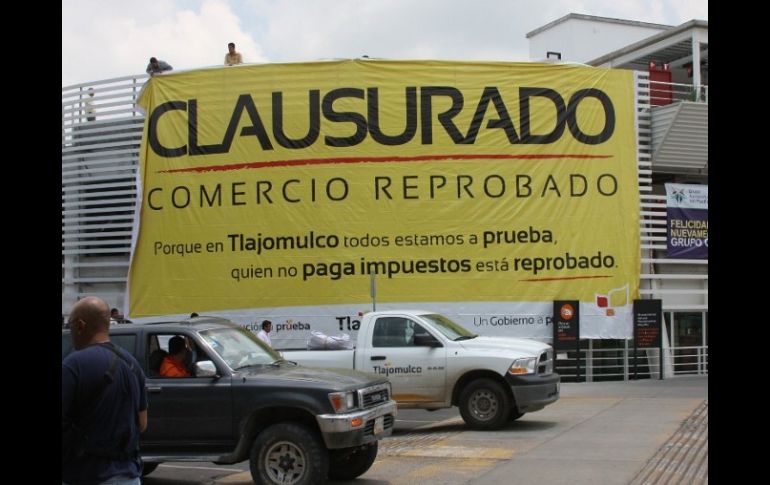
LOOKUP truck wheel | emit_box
[328,442,378,480]
[459,378,510,430]
[250,423,329,485]
[141,462,159,476]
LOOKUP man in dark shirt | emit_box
[62,297,148,485]
[146,57,173,76]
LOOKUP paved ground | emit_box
[149,375,708,484]
[358,376,708,485]
[629,399,707,484]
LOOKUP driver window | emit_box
[373,318,427,347]
[148,333,199,378]
[405,321,429,346]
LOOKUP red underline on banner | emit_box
[520,275,613,282]
[157,153,612,174]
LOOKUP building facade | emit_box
[62,15,707,380]
[528,15,708,379]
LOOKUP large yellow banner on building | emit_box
[129,60,639,317]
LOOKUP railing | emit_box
[649,80,708,106]
[554,344,708,382]
[665,345,709,376]
[62,76,148,313]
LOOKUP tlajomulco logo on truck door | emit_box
[373,363,422,375]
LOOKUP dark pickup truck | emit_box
[62,317,397,485]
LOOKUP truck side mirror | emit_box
[195,360,218,377]
[413,334,442,348]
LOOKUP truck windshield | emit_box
[420,314,477,340]
[199,327,282,370]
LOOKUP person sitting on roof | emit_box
[146,57,173,76]
[160,336,192,377]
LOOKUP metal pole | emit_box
[623,339,629,381]
[692,33,702,100]
[576,340,581,382]
[659,338,664,380]
[633,342,638,380]
[370,272,376,311]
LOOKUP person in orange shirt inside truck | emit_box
[160,336,192,377]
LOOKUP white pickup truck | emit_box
[282,310,560,430]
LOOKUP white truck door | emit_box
[362,315,447,404]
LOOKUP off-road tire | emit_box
[250,422,329,485]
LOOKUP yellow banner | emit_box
[129,60,639,316]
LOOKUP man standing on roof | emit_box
[224,42,243,66]
[85,88,95,122]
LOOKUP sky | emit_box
[62,0,707,88]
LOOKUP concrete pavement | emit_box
[217,375,708,484]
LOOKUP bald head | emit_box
[69,296,111,349]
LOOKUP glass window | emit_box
[673,312,702,347]
[62,335,74,359]
[62,334,135,360]
[147,333,213,378]
[372,317,428,347]
[199,327,281,370]
[672,312,704,375]
[111,334,136,357]
[420,313,475,340]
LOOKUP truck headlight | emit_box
[328,391,356,413]
[508,357,537,375]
